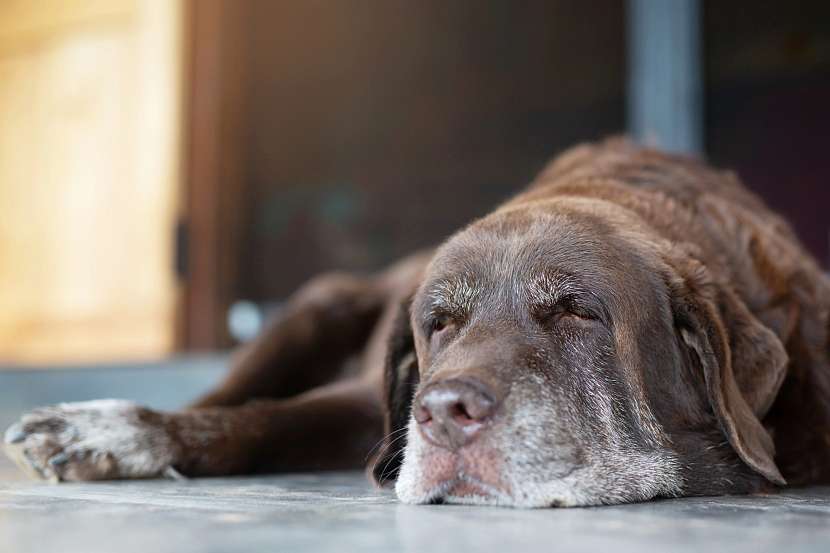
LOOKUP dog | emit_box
[5,139,830,508]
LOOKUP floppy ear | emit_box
[369,297,419,487]
[666,252,788,485]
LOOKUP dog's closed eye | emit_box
[533,298,600,326]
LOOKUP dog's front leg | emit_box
[3,378,382,481]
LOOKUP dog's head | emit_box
[372,196,787,507]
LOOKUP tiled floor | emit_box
[2,360,830,553]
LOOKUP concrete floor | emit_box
[2,359,830,552]
[2,464,830,553]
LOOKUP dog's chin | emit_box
[394,431,517,505]
[393,450,563,508]
[394,448,588,508]
[421,474,513,506]
[394,429,602,508]
[397,473,577,508]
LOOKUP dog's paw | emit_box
[3,399,179,482]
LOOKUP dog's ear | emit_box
[369,297,419,487]
[665,250,788,485]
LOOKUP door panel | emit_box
[0,0,183,363]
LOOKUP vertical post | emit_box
[627,0,703,154]
[181,0,250,350]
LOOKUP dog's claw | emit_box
[48,452,70,467]
[163,466,188,481]
[4,422,26,444]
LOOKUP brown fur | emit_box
[6,139,830,505]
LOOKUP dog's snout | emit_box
[414,378,498,450]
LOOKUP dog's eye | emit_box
[535,301,597,326]
[427,314,458,340]
[430,315,451,335]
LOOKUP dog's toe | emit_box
[47,451,70,467]
[4,422,26,444]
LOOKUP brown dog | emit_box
[5,139,830,507]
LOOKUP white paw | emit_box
[3,400,179,482]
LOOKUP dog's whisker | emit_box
[370,435,407,472]
[370,432,409,475]
[378,449,405,483]
[364,427,408,461]
[365,429,408,466]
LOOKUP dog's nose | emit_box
[414,377,498,450]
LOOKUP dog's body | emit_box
[5,140,830,507]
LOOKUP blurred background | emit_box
[0,0,828,379]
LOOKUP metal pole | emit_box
[627,0,703,154]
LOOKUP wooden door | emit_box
[0,0,184,363]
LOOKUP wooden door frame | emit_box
[179,0,250,350]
